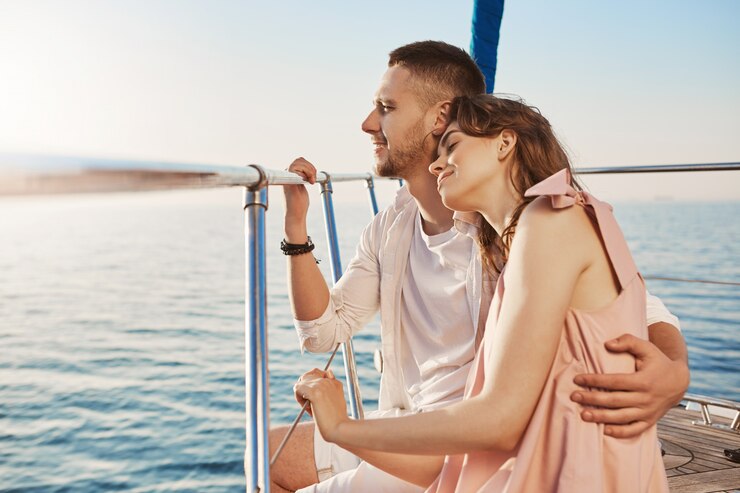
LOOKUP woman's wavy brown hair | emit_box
[448,94,581,274]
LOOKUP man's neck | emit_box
[405,171,454,235]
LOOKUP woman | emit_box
[295,94,669,492]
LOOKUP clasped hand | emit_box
[294,368,350,443]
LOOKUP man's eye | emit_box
[379,104,393,113]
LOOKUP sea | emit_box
[1,185,738,492]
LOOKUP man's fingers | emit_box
[581,406,645,425]
[573,372,648,392]
[571,389,647,409]
[605,333,656,359]
[293,383,308,408]
[288,157,318,184]
[299,368,328,381]
[604,420,651,439]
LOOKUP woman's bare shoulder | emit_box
[516,195,599,261]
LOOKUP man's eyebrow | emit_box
[438,130,460,151]
[374,97,397,106]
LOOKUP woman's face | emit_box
[429,122,505,212]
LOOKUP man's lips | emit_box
[372,141,387,155]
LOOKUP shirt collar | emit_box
[453,210,483,239]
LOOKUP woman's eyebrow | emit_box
[438,130,460,152]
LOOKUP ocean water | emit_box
[1,187,738,492]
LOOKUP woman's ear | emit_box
[431,100,452,136]
[498,129,517,160]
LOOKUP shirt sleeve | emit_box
[645,288,681,331]
[294,214,383,353]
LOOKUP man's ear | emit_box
[498,129,517,160]
[431,100,452,136]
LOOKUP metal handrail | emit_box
[2,154,739,196]
[682,393,740,432]
[575,162,740,174]
[238,166,387,492]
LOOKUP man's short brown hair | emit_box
[388,41,486,108]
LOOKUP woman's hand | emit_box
[294,368,350,443]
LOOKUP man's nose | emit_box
[361,109,379,134]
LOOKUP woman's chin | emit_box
[441,195,471,214]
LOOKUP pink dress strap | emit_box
[524,168,638,290]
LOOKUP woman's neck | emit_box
[478,181,520,237]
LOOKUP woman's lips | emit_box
[437,170,453,188]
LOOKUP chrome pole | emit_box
[365,175,380,217]
[319,175,364,419]
[244,166,270,493]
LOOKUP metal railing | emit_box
[575,162,740,174]
[2,157,739,492]
[683,393,740,432]
[237,166,389,493]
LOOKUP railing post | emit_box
[320,174,364,420]
[365,175,379,218]
[244,165,270,493]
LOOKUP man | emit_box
[272,41,689,493]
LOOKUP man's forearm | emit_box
[648,321,690,405]
[285,222,331,320]
[647,322,688,364]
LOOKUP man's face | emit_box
[361,66,430,179]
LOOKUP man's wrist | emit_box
[284,224,309,243]
[669,358,690,405]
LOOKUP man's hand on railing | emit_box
[284,157,317,242]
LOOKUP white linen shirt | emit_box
[295,187,483,412]
[294,187,680,415]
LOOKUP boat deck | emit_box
[659,406,740,492]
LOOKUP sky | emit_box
[0,0,738,201]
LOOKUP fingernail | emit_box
[573,376,584,385]
[572,392,583,402]
[582,411,593,421]
[604,426,613,435]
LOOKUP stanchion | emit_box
[319,174,364,420]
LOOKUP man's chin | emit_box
[373,160,395,178]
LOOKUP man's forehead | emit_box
[374,65,414,101]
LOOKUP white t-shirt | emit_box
[399,213,476,411]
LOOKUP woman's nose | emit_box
[429,156,445,176]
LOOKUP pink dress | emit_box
[426,169,669,493]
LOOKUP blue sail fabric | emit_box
[470,0,505,93]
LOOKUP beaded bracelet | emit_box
[280,236,316,256]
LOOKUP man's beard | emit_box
[374,119,428,179]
